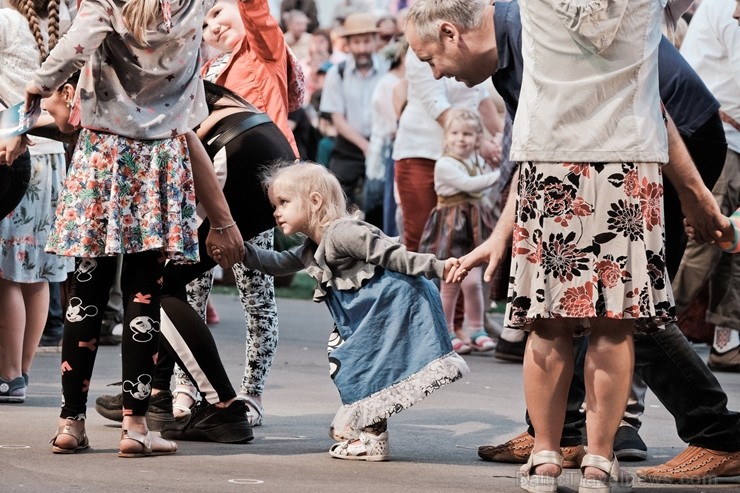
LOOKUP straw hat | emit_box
[341,12,379,37]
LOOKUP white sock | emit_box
[713,326,740,354]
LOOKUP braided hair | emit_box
[9,0,60,62]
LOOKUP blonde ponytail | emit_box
[122,0,162,45]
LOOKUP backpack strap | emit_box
[203,113,272,159]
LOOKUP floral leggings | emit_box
[174,230,278,396]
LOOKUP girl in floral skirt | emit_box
[24,0,242,457]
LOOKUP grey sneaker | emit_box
[0,376,26,403]
[614,425,647,461]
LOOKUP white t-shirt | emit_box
[680,0,740,154]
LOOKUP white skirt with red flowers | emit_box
[504,161,676,333]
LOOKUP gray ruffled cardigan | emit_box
[243,218,445,301]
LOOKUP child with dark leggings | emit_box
[27,0,244,457]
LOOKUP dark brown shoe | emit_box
[636,445,740,483]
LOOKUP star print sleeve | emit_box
[31,0,113,96]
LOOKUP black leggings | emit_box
[60,251,164,418]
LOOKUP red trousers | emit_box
[394,158,437,252]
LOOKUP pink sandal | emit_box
[471,332,496,352]
[451,337,472,355]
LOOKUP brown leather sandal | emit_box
[118,429,177,458]
[50,418,90,454]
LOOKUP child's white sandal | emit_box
[329,431,389,462]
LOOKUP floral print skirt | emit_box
[46,129,199,262]
[505,161,676,333]
[0,152,73,282]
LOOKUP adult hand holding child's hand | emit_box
[207,225,245,269]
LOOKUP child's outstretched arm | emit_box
[239,0,285,62]
[242,241,305,276]
[332,220,447,279]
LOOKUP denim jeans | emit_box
[634,323,740,452]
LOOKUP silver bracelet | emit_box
[210,221,237,234]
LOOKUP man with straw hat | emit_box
[319,12,388,226]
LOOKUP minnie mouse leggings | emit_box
[60,251,164,419]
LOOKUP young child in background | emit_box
[212,161,470,461]
[419,109,500,354]
[25,0,243,457]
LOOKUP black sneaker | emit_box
[99,322,122,346]
[146,390,175,431]
[494,337,526,363]
[161,400,253,444]
[613,425,647,461]
[95,393,124,422]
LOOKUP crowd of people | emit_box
[1,0,740,490]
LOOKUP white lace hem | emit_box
[330,352,470,435]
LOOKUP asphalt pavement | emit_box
[2,294,739,492]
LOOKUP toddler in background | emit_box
[419,109,500,354]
